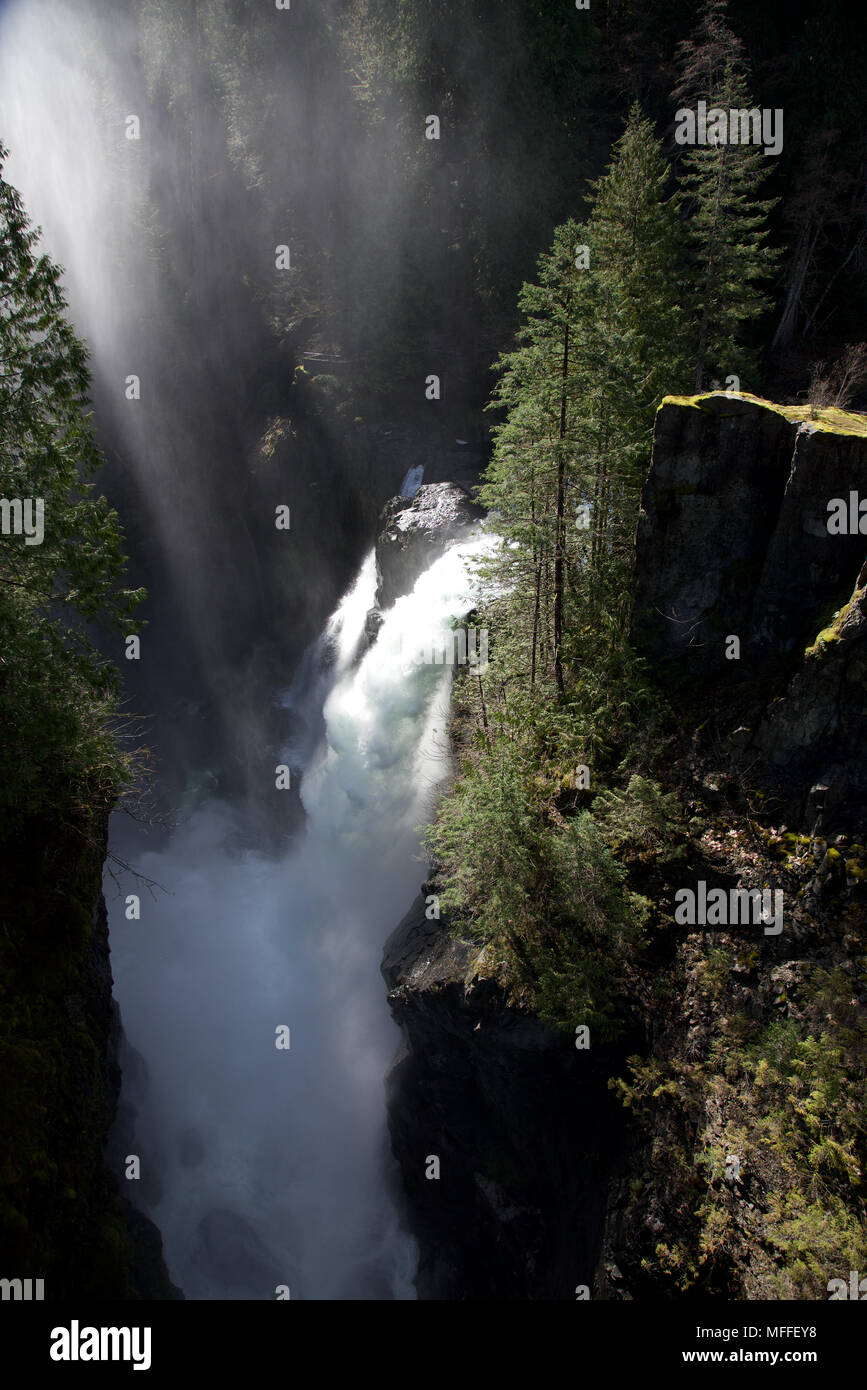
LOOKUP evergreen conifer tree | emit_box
[672,0,780,389]
[0,144,143,817]
[477,104,687,694]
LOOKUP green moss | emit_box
[805,588,863,659]
[770,831,813,867]
[805,623,842,659]
[613,960,867,1298]
[658,391,867,437]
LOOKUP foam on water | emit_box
[107,534,491,1298]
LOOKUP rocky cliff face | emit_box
[382,393,867,1300]
[634,392,866,673]
[753,564,867,831]
[382,887,633,1299]
[635,392,867,828]
[0,813,180,1300]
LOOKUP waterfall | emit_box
[106,533,492,1298]
[0,0,495,1298]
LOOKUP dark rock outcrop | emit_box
[97,897,183,1300]
[0,811,180,1300]
[383,889,631,1299]
[635,392,867,827]
[634,393,867,673]
[373,482,483,614]
[752,567,867,828]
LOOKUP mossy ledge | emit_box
[805,583,866,660]
[658,389,867,437]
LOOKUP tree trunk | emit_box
[693,152,726,390]
[554,323,569,695]
[772,222,819,352]
[530,465,540,687]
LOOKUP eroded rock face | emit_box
[753,576,867,826]
[373,482,483,613]
[0,805,181,1300]
[96,894,184,1300]
[383,888,632,1300]
[634,394,867,672]
[635,392,867,827]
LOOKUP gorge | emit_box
[0,0,865,1314]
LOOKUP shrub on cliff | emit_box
[427,729,648,1038]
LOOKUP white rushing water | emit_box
[0,0,496,1298]
[106,535,491,1299]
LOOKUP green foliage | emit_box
[426,105,693,1037]
[673,1,781,388]
[427,730,647,1038]
[746,981,866,1191]
[529,813,650,1040]
[476,103,689,704]
[0,153,153,1296]
[592,775,688,864]
[428,732,540,942]
[695,946,732,999]
[0,144,143,823]
[611,960,867,1296]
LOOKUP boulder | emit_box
[373,482,483,613]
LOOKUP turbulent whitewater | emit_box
[107,535,491,1299]
[0,0,497,1299]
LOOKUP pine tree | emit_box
[580,103,688,591]
[0,144,143,817]
[479,217,588,695]
[672,0,780,389]
[428,107,688,1034]
[477,103,687,701]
